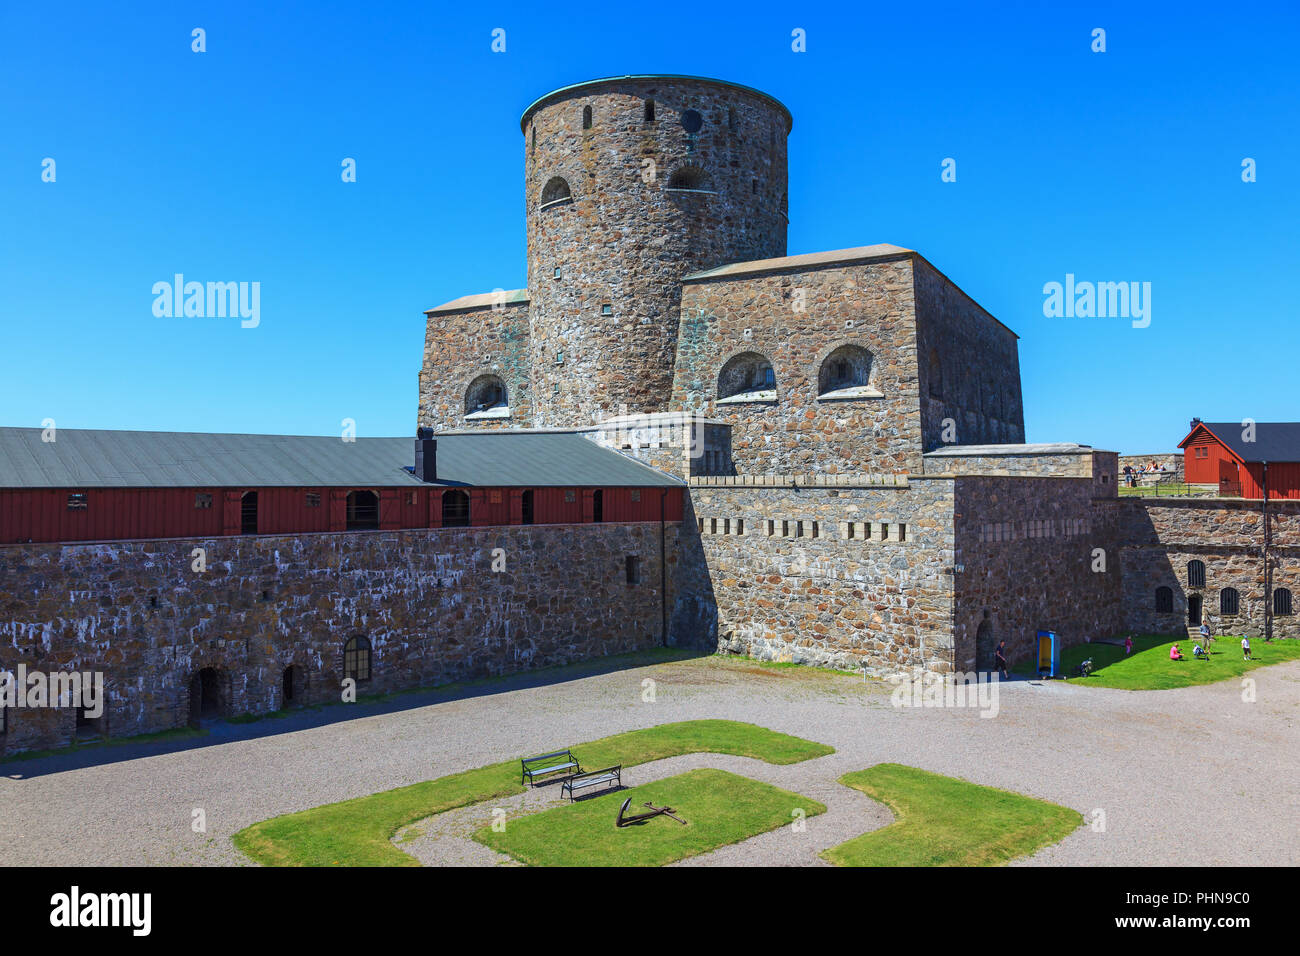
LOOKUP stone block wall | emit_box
[923,449,1098,478]
[1118,498,1300,639]
[0,522,677,756]
[915,258,1025,450]
[948,474,1126,671]
[523,77,790,424]
[418,297,532,431]
[672,257,926,475]
[678,477,957,675]
[581,414,727,479]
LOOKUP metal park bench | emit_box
[521,749,581,786]
[561,765,622,802]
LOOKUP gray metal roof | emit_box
[1189,422,1300,464]
[683,244,915,282]
[0,428,682,489]
[425,288,529,315]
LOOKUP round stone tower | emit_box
[521,75,791,425]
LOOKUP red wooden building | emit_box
[0,428,684,545]
[1179,420,1300,499]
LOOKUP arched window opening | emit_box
[346,490,379,531]
[817,345,879,400]
[343,636,372,683]
[1187,560,1206,588]
[442,490,470,527]
[666,166,711,192]
[1155,586,1174,613]
[592,489,604,523]
[240,491,258,535]
[465,374,509,418]
[717,351,777,404]
[1275,588,1293,616]
[1220,587,1240,615]
[521,489,535,526]
[540,176,572,209]
[582,105,592,129]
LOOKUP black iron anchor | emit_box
[616,797,687,827]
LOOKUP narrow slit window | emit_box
[645,99,655,122]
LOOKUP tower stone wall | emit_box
[522,77,790,424]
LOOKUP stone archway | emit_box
[975,616,996,672]
[187,667,229,727]
[281,664,304,708]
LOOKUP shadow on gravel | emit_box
[0,647,708,780]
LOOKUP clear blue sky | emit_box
[2,1,1296,454]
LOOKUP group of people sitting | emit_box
[1168,624,1253,662]
[1122,462,1173,487]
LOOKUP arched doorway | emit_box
[975,616,995,671]
[282,665,302,707]
[1188,594,1202,626]
[240,491,258,534]
[188,667,226,727]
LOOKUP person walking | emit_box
[994,640,1010,681]
[1124,634,1134,655]
[1242,635,1252,661]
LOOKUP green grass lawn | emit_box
[1014,634,1300,690]
[822,764,1081,867]
[1118,483,1196,497]
[232,719,833,866]
[474,768,825,866]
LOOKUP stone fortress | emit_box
[418,74,1300,673]
[1,75,1296,755]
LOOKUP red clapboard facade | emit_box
[1179,420,1300,499]
[0,485,683,545]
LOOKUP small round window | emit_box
[681,109,703,133]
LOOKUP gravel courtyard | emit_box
[3,651,1298,866]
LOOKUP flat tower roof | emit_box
[520,75,793,134]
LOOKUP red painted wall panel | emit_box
[0,485,683,544]
[1181,426,1300,498]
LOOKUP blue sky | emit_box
[2,1,1296,454]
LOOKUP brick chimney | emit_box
[414,428,437,482]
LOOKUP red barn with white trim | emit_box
[1179,419,1300,499]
